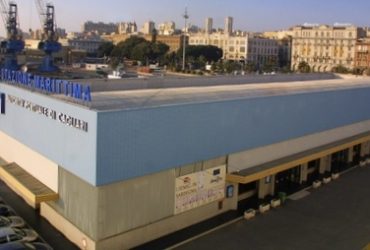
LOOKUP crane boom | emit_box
[34,0,61,72]
[1,0,20,39]
[0,0,24,70]
[0,0,8,27]
[35,0,44,27]
[35,0,58,41]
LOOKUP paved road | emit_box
[176,166,370,250]
[0,180,79,250]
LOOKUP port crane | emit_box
[0,0,24,70]
[35,0,61,72]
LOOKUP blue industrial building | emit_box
[1,74,370,249]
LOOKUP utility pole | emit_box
[182,8,189,71]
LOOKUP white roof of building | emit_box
[86,76,370,111]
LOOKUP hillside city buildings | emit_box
[82,21,117,35]
[141,21,156,35]
[188,18,282,68]
[14,18,370,73]
[117,22,138,34]
[158,21,176,35]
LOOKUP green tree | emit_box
[244,62,257,73]
[332,65,349,74]
[97,42,114,58]
[151,42,169,62]
[262,62,275,73]
[297,61,310,73]
[352,67,364,76]
[223,61,241,73]
[211,61,225,73]
[111,36,147,59]
[281,66,292,73]
[179,45,223,62]
[131,41,152,63]
[110,37,169,65]
[164,51,180,70]
[177,45,223,69]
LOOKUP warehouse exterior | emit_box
[1,74,370,249]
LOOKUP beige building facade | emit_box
[291,24,363,72]
[189,32,279,66]
[189,33,248,61]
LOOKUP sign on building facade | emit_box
[174,165,226,214]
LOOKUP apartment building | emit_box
[247,35,279,67]
[82,21,117,35]
[158,22,176,35]
[141,21,155,35]
[291,24,364,72]
[117,22,138,35]
[355,39,370,70]
[189,32,279,67]
[189,32,248,61]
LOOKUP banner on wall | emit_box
[174,165,226,214]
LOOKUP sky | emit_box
[1,0,370,36]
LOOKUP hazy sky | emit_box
[2,0,370,36]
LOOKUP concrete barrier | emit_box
[270,198,281,208]
[313,180,322,188]
[332,173,340,180]
[259,203,271,214]
[244,209,256,220]
[323,177,332,184]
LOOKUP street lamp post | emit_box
[182,8,189,71]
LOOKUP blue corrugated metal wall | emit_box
[2,83,370,186]
[96,87,370,185]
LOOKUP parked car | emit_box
[0,228,38,244]
[0,241,52,249]
[0,204,14,217]
[0,216,25,228]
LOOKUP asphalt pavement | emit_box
[176,166,370,250]
[0,180,79,250]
